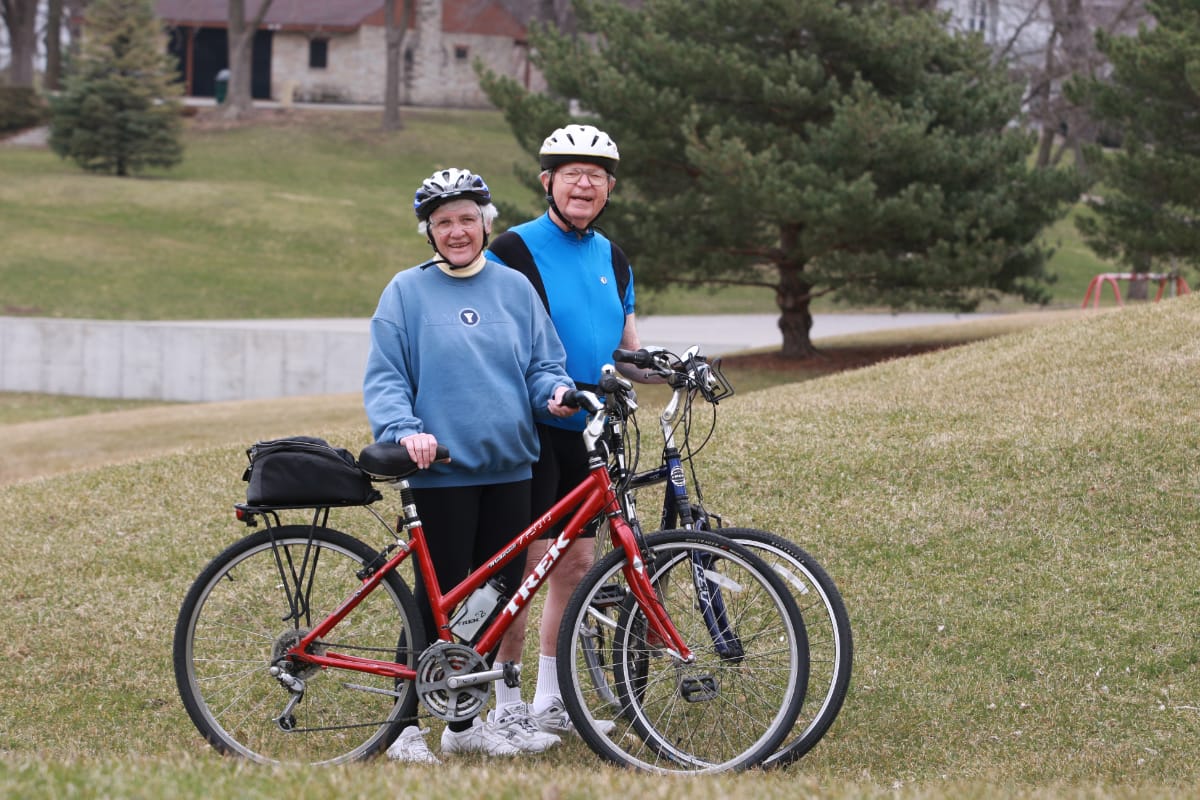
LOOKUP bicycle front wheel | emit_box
[558,530,808,774]
[173,525,425,765]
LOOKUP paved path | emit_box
[0,312,995,402]
[633,312,994,358]
[1,126,49,147]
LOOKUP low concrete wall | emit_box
[0,317,371,402]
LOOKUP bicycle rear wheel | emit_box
[173,525,425,765]
[558,530,808,773]
[717,527,853,766]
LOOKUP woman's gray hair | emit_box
[418,202,499,235]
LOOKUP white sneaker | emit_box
[487,702,562,752]
[386,725,440,764]
[440,717,525,757]
[530,697,616,737]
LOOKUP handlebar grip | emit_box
[612,348,653,368]
[598,371,633,394]
[562,389,583,409]
[562,388,604,413]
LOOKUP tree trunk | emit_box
[777,267,816,358]
[1050,0,1094,177]
[775,224,816,358]
[382,0,411,131]
[224,0,273,120]
[65,0,87,60]
[3,0,38,87]
[45,0,64,91]
[1032,26,1059,169]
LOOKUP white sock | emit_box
[531,654,560,713]
[494,670,522,709]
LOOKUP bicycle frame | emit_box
[278,394,695,683]
[628,384,700,531]
[612,345,730,535]
[613,349,741,658]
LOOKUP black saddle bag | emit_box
[243,435,376,507]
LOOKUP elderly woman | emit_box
[363,168,574,763]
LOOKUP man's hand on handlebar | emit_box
[613,346,670,384]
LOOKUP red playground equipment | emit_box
[1081,272,1191,308]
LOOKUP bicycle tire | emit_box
[594,503,854,764]
[173,525,425,765]
[714,527,853,766]
[557,530,809,774]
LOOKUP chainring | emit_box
[415,641,491,722]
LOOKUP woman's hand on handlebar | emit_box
[399,432,442,469]
[547,384,577,418]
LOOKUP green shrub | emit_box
[0,86,49,135]
[48,0,183,176]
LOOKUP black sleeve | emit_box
[490,231,550,314]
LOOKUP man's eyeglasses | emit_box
[556,168,611,186]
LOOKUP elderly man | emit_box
[488,125,661,736]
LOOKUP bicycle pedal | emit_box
[679,675,719,703]
[589,583,626,608]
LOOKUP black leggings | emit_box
[531,423,592,539]
[410,480,531,731]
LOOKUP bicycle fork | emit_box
[659,445,744,663]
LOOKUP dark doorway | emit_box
[167,26,273,100]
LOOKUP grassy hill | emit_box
[1,296,1197,797]
[1,105,1129,322]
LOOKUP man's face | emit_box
[428,198,486,266]
[542,162,614,230]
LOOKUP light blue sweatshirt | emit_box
[363,259,573,488]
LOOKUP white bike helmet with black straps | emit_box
[412,167,497,266]
[539,124,620,174]
[539,124,619,233]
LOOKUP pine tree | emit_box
[49,0,183,176]
[1069,0,1200,282]
[480,0,1082,357]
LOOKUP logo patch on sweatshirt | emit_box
[459,308,480,326]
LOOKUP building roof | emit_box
[155,0,526,38]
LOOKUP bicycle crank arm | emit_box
[445,667,507,690]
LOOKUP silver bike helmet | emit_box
[539,124,620,174]
[413,168,493,222]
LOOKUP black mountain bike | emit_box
[584,346,853,767]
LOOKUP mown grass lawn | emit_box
[1,105,1135,324]
[1,297,1198,798]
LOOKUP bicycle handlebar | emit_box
[612,345,734,403]
[562,388,604,413]
[612,347,657,369]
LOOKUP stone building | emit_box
[156,0,543,108]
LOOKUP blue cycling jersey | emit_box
[489,212,636,431]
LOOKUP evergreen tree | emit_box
[1069,0,1200,282]
[480,0,1081,356]
[49,0,183,176]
